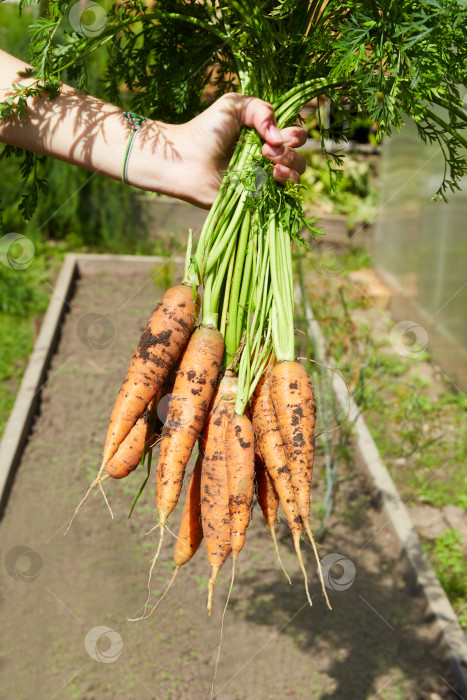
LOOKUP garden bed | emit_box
[0,255,464,700]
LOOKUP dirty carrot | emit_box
[173,455,204,568]
[200,372,237,615]
[105,392,160,480]
[254,448,291,585]
[156,325,224,527]
[129,455,204,623]
[270,360,331,610]
[102,284,198,470]
[225,413,255,560]
[251,370,312,606]
[269,360,315,524]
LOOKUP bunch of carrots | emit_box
[68,2,347,616]
[75,249,331,615]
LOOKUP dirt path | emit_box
[0,268,460,700]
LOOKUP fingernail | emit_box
[267,124,283,143]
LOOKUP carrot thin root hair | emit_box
[64,472,110,535]
[99,480,113,519]
[303,520,332,611]
[292,531,313,607]
[207,563,221,616]
[128,564,180,622]
[165,523,184,546]
[211,556,236,696]
[138,524,165,618]
[270,525,292,586]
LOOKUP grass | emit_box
[297,246,467,625]
[0,242,63,434]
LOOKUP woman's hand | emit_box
[132,93,308,207]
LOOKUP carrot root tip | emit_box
[207,564,221,616]
[64,472,110,535]
[270,525,292,586]
[128,564,180,622]
[211,559,235,695]
[293,531,313,607]
[304,520,332,611]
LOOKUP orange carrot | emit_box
[225,413,255,560]
[128,456,205,623]
[200,373,237,615]
[102,284,198,469]
[254,448,291,585]
[254,448,279,530]
[105,391,161,479]
[269,361,315,532]
[174,455,204,567]
[156,325,224,527]
[251,370,312,606]
[270,361,331,610]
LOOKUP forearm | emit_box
[0,50,180,194]
[0,50,307,208]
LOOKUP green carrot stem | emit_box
[204,191,248,273]
[268,216,294,362]
[208,226,239,319]
[225,209,251,360]
[220,247,236,338]
[202,275,217,328]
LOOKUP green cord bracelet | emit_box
[122,111,147,184]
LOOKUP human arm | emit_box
[0,49,307,208]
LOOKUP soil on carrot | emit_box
[0,266,461,700]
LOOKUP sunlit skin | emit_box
[0,49,307,208]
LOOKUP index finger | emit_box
[237,97,284,147]
[280,126,308,148]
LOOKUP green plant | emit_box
[302,152,378,230]
[0,2,147,251]
[428,529,467,627]
[2,1,467,406]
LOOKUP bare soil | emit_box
[0,267,461,700]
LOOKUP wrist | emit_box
[125,118,219,208]
[124,119,181,194]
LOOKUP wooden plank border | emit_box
[296,285,467,697]
[0,253,183,518]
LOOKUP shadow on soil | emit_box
[221,508,459,700]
